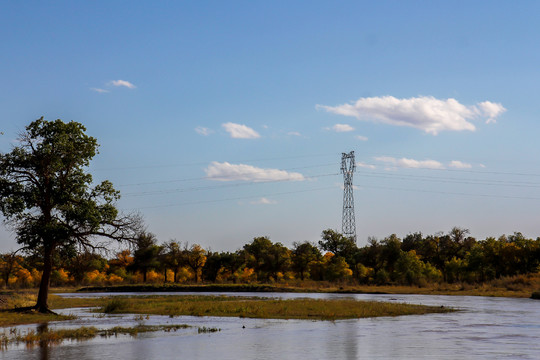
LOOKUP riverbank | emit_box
[77,274,540,298]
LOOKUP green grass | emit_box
[0,311,76,327]
[0,293,76,327]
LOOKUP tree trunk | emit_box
[35,245,54,313]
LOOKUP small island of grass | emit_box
[1,293,453,328]
[60,294,453,321]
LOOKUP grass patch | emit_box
[90,295,453,320]
[0,311,76,327]
[198,326,221,333]
[101,298,130,313]
[2,291,456,327]
[1,324,193,349]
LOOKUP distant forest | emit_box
[2,227,540,288]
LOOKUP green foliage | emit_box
[130,233,162,282]
[243,237,291,282]
[291,241,321,280]
[0,118,140,311]
[319,229,357,260]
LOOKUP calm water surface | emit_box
[1,292,539,359]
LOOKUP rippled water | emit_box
[2,292,539,359]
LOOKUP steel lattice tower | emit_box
[341,151,357,241]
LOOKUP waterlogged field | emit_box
[0,293,451,349]
[1,292,539,359]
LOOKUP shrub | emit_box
[102,298,130,313]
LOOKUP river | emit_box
[1,292,539,359]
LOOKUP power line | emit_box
[125,185,338,210]
[122,173,339,197]
[359,184,540,201]
[357,171,540,188]
[117,162,337,188]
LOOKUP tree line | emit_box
[2,227,540,288]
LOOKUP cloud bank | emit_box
[222,122,260,139]
[318,96,506,135]
[374,156,474,170]
[449,160,473,169]
[205,162,305,182]
[375,156,445,169]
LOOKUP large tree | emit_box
[0,118,140,312]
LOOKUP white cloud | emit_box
[331,124,355,132]
[449,160,472,169]
[317,96,506,135]
[287,131,302,137]
[195,126,212,136]
[355,135,368,141]
[205,162,305,182]
[91,88,110,93]
[109,79,136,89]
[222,122,261,139]
[475,101,506,124]
[250,197,277,205]
[375,156,445,169]
[357,162,376,169]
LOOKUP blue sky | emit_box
[1,1,540,252]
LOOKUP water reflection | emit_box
[36,323,49,360]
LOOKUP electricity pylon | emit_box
[341,151,356,241]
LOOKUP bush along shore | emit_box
[76,275,540,299]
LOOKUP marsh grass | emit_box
[102,298,130,313]
[0,324,193,349]
[95,295,453,320]
[0,311,76,327]
[2,290,458,327]
[198,326,221,333]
